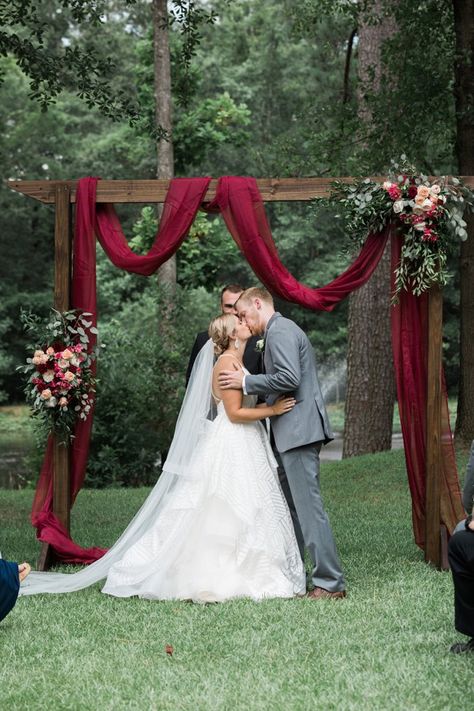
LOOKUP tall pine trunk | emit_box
[343,1,397,458]
[453,0,474,446]
[153,0,176,288]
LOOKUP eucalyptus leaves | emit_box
[17,309,99,443]
[327,159,473,299]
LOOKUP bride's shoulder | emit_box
[216,352,241,363]
[213,353,242,373]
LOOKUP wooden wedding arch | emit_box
[8,176,474,571]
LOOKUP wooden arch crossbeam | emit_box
[8,176,474,571]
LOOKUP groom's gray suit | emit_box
[244,312,345,592]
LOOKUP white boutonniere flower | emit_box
[255,338,265,353]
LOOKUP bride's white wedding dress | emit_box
[103,390,305,602]
[20,341,305,602]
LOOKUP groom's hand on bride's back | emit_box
[218,366,244,390]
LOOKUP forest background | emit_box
[0,0,472,487]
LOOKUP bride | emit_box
[20,314,306,602]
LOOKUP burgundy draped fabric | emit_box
[205,177,390,310]
[390,234,463,546]
[32,174,462,562]
[32,176,211,563]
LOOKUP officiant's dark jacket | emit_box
[0,559,20,622]
[185,332,262,385]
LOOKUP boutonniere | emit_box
[255,338,265,353]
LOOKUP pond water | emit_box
[0,433,36,489]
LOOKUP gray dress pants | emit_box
[280,442,345,592]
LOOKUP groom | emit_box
[218,286,346,598]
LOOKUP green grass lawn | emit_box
[1,448,472,710]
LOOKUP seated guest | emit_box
[448,441,474,653]
[0,560,30,622]
[448,518,474,653]
[454,440,474,533]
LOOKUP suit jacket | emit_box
[244,312,333,453]
[186,331,262,385]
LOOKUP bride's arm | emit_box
[213,359,295,424]
[221,389,295,423]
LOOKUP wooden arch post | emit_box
[8,176,474,570]
[425,285,445,568]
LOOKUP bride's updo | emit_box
[208,313,237,356]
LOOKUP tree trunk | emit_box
[344,245,395,456]
[343,1,397,458]
[153,0,176,288]
[453,0,474,446]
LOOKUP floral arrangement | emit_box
[326,158,473,299]
[17,309,99,442]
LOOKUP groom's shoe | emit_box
[307,586,346,600]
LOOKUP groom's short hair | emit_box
[238,286,274,306]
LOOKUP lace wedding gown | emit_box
[102,389,305,602]
[20,343,305,603]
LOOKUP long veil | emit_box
[20,339,216,596]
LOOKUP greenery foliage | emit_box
[17,309,98,443]
[320,159,474,298]
[86,284,217,487]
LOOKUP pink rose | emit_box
[46,347,55,356]
[62,348,74,360]
[383,181,394,190]
[63,371,75,382]
[33,351,49,365]
[417,185,430,199]
[59,397,68,407]
[40,389,52,400]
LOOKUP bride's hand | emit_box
[271,396,296,416]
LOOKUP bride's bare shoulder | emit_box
[213,353,242,372]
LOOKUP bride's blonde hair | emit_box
[208,313,237,356]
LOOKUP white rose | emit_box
[393,200,404,213]
[70,355,81,367]
[422,198,434,211]
[58,358,69,369]
[46,396,57,408]
[430,184,441,195]
[383,181,393,190]
[42,370,55,383]
[414,222,426,231]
